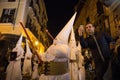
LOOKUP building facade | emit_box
[74,0,120,38]
[0,0,50,54]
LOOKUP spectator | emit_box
[78,23,114,80]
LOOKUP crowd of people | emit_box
[2,12,120,80]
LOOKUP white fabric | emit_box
[76,42,85,80]
[69,28,77,60]
[39,12,77,80]
[39,44,70,80]
[69,28,79,80]
[39,73,70,80]
[42,44,69,59]
[53,12,77,45]
[78,67,85,80]
[22,39,32,76]
[6,38,24,80]
[41,44,70,62]
[31,55,39,80]
[69,61,78,80]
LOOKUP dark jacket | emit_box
[79,32,113,61]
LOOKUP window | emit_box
[0,8,16,23]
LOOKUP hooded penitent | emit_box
[39,12,77,80]
[41,12,77,61]
[53,12,77,45]
[22,39,32,76]
[12,35,23,56]
[69,27,77,60]
[69,27,79,80]
[6,35,24,80]
[76,41,85,80]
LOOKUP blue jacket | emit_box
[79,32,113,61]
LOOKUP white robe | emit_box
[22,40,32,76]
[69,47,79,80]
[31,55,39,80]
[22,52,32,76]
[76,45,85,80]
[39,44,70,80]
[6,45,24,80]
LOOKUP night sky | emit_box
[44,0,78,38]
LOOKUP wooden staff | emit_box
[20,22,42,63]
[46,29,54,40]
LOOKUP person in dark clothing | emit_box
[78,23,114,80]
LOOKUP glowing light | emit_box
[35,41,38,46]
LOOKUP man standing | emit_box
[78,23,114,80]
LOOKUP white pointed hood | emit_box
[76,41,84,68]
[13,35,23,50]
[22,39,32,76]
[53,12,77,45]
[16,35,23,46]
[12,35,24,57]
[25,39,32,58]
[69,27,76,48]
[77,41,81,51]
[42,12,77,61]
[69,27,77,60]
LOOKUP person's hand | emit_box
[78,25,84,36]
[78,29,83,36]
